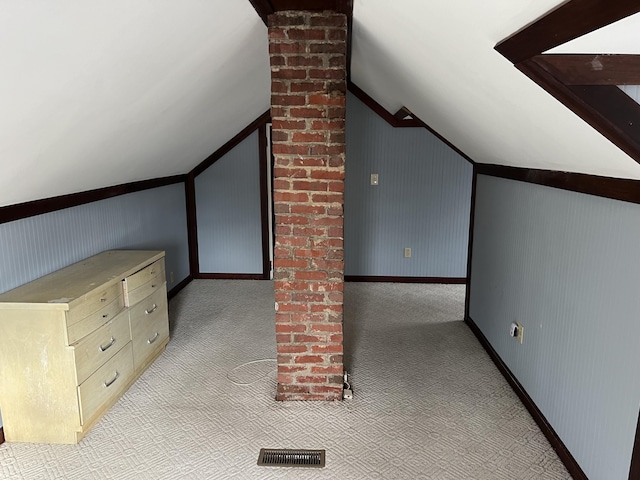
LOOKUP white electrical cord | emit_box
[226,359,277,386]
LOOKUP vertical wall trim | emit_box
[630,412,640,480]
[185,174,200,277]
[464,166,477,321]
[259,124,271,280]
[0,427,4,445]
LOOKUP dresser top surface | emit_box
[0,250,164,310]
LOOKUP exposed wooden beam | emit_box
[518,58,640,166]
[536,54,640,85]
[247,0,274,26]
[476,163,640,205]
[393,106,414,121]
[0,175,186,225]
[270,0,352,14]
[496,0,640,64]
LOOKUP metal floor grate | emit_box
[257,448,325,468]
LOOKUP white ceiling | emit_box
[2,0,640,207]
[351,0,640,181]
[0,1,270,207]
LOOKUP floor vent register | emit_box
[257,448,325,468]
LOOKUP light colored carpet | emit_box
[0,280,571,479]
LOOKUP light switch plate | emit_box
[370,173,379,185]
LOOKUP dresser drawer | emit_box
[130,286,169,370]
[73,310,131,385]
[67,296,125,345]
[125,272,165,307]
[67,282,123,326]
[77,342,134,425]
[124,259,165,304]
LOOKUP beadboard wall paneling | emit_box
[0,183,189,295]
[345,92,473,277]
[469,174,640,480]
[195,131,263,274]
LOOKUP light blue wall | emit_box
[195,131,263,274]
[345,93,473,277]
[469,175,640,480]
[0,182,190,428]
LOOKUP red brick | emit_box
[291,205,326,215]
[274,167,307,178]
[270,55,286,66]
[311,120,345,131]
[276,334,291,343]
[292,132,326,143]
[311,324,342,333]
[276,313,291,323]
[311,304,343,313]
[290,107,325,118]
[312,386,344,394]
[272,94,306,106]
[309,67,345,79]
[269,14,306,27]
[329,355,343,364]
[309,216,342,226]
[287,56,324,67]
[310,238,343,248]
[328,181,344,192]
[276,324,307,333]
[293,157,326,167]
[309,282,343,292]
[328,106,346,118]
[275,259,308,268]
[296,375,327,383]
[269,28,287,39]
[295,334,326,343]
[277,354,292,364]
[273,180,291,191]
[292,180,327,191]
[293,227,326,237]
[292,293,325,302]
[328,29,347,41]
[295,271,328,281]
[311,193,343,204]
[310,145,344,155]
[276,215,309,225]
[329,156,345,167]
[311,344,343,354]
[279,365,308,373]
[308,94,345,106]
[329,56,346,67]
[290,81,325,93]
[291,313,327,323]
[275,225,292,236]
[274,192,309,203]
[294,248,327,258]
[274,247,291,258]
[274,280,310,291]
[278,374,293,384]
[272,119,306,130]
[312,260,344,271]
[278,344,308,354]
[273,144,309,155]
[275,292,292,302]
[277,385,310,395]
[287,28,326,40]
[277,237,308,247]
[311,365,343,374]
[269,43,307,55]
[327,226,344,237]
[294,355,324,364]
[277,302,309,313]
[329,334,343,343]
[309,15,346,27]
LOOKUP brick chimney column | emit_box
[268,11,346,401]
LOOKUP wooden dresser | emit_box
[0,250,170,444]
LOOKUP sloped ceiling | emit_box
[351,0,640,180]
[0,1,270,207]
[2,1,640,208]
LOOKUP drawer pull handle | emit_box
[102,313,109,319]
[145,304,158,315]
[150,270,155,275]
[100,298,107,303]
[151,284,157,288]
[99,337,116,352]
[147,332,159,344]
[103,371,120,388]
